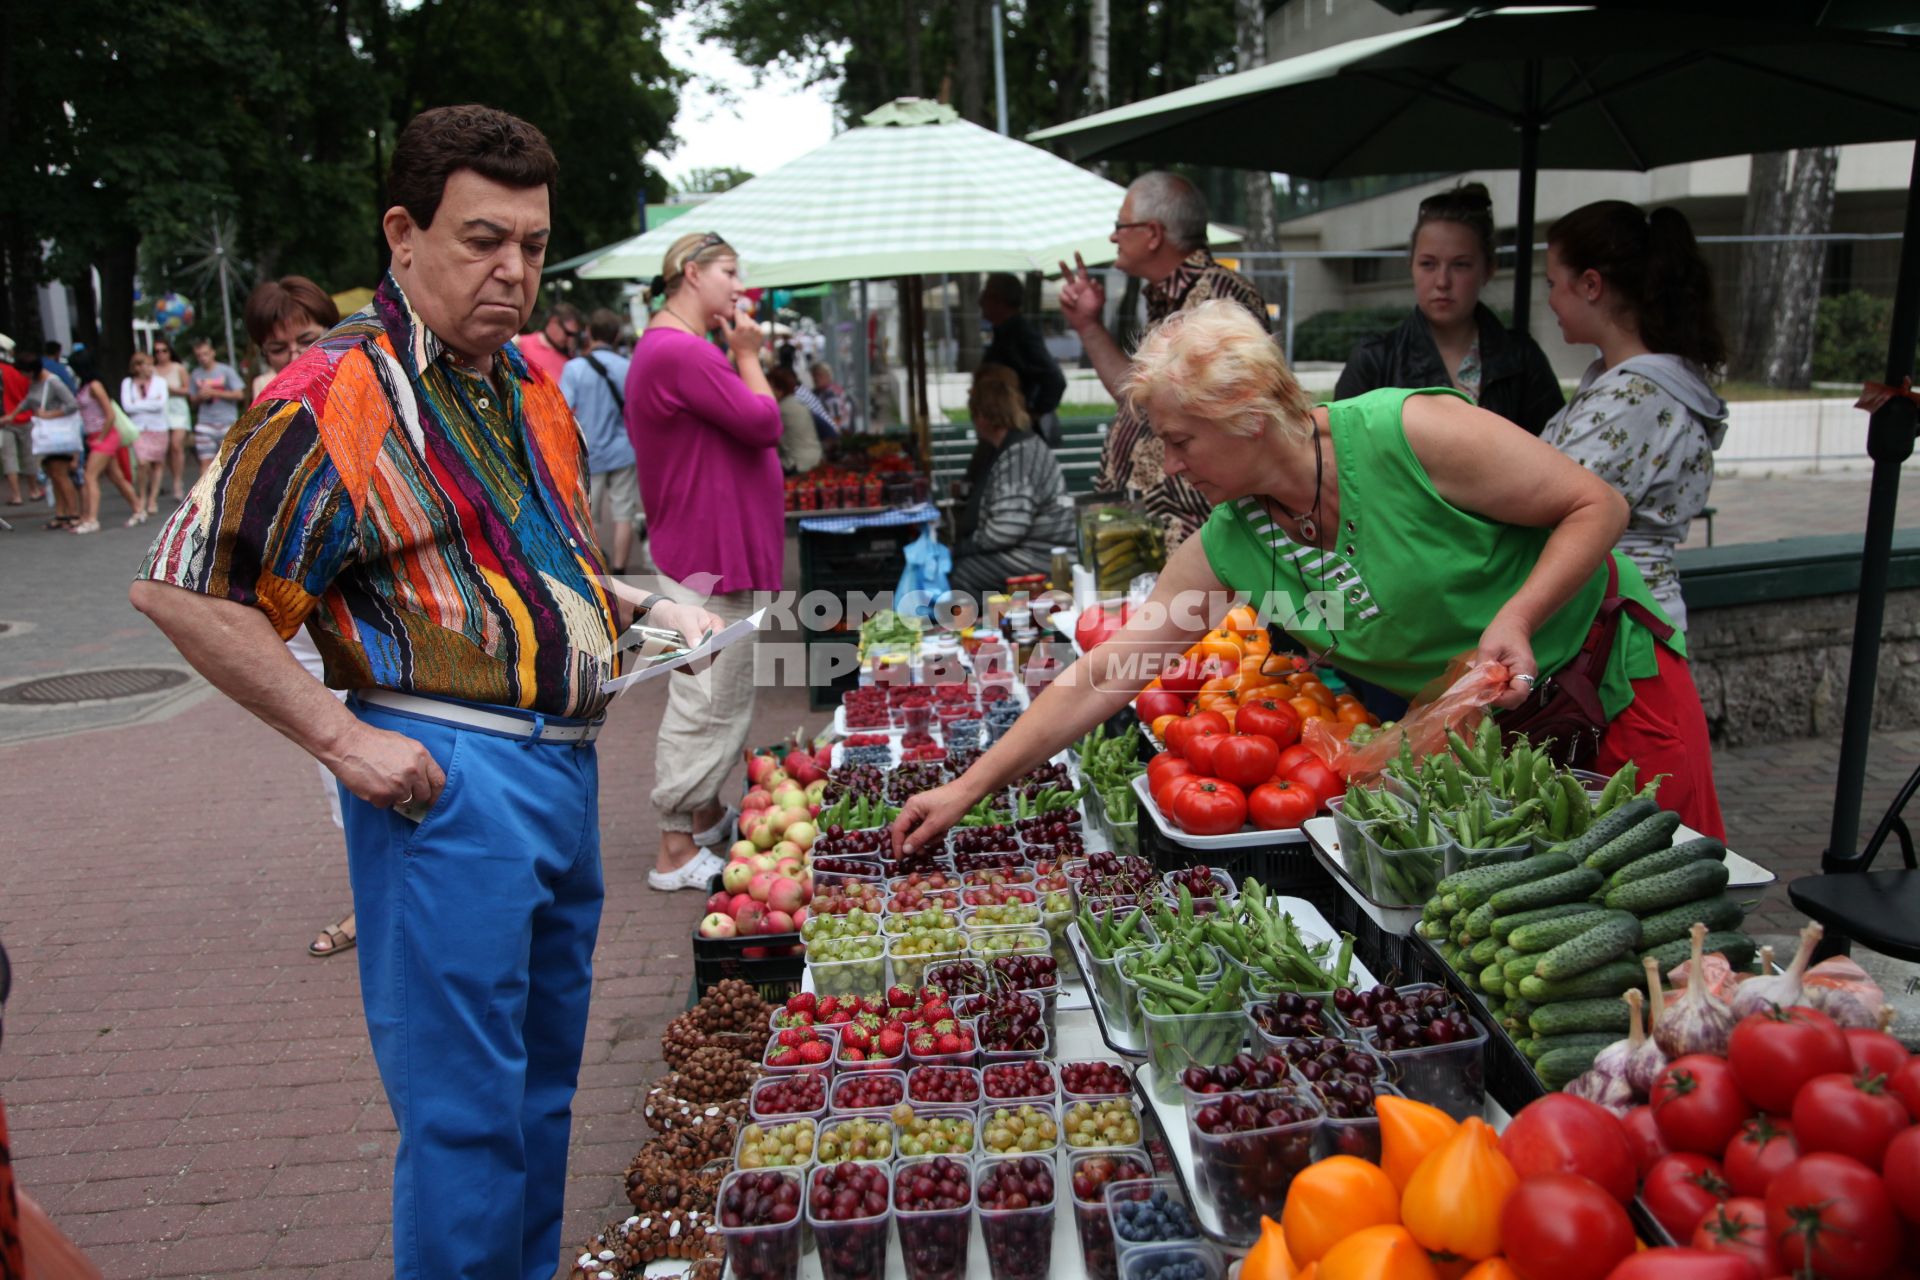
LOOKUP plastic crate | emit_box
[692,875,806,1003]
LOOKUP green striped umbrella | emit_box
[574,99,1232,285]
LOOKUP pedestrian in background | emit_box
[560,306,641,574]
[26,354,83,530]
[516,300,581,382]
[120,349,169,524]
[979,271,1066,446]
[39,341,77,392]
[0,340,40,507]
[187,337,245,475]
[625,229,783,892]
[810,361,852,432]
[70,348,139,535]
[152,337,194,502]
[769,365,823,475]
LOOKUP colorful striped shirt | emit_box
[138,273,621,719]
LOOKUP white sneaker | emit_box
[647,847,726,893]
[692,805,740,849]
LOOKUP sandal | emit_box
[308,914,357,958]
[43,516,76,530]
[71,520,100,535]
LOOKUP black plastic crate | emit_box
[1402,930,1547,1117]
[691,875,805,1004]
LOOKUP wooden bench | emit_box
[930,414,1111,497]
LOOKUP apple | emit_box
[767,876,806,915]
[729,892,754,916]
[733,900,768,935]
[804,779,828,807]
[813,743,833,770]
[742,946,769,958]
[749,852,780,875]
[791,906,809,929]
[705,889,732,915]
[774,854,805,880]
[742,787,773,811]
[721,860,754,894]
[730,839,757,861]
[746,754,779,785]
[763,768,790,789]
[748,871,777,903]
[783,821,817,851]
[748,818,777,851]
[698,912,737,939]
[763,908,794,934]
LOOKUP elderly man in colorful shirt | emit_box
[1059,171,1269,548]
[131,105,721,1280]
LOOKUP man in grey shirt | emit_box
[188,336,247,469]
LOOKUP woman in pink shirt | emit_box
[625,230,784,891]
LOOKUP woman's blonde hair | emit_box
[1122,299,1312,442]
[644,230,736,303]
[968,368,1030,433]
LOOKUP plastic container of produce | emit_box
[893,1108,979,1159]
[1358,828,1451,907]
[807,1162,893,1280]
[979,1021,1052,1067]
[809,945,889,997]
[888,936,968,990]
[1245,995,1347,1054]
[1160,867,1237,902]
[1069,1148,1151,1280]
[732,1117,819,1172]
[1060,1096,1146,1152]
[977,1101,1062,1157]
[976,1154,1059,1280]
[1103,1179,1201,1262]
[1182,1086,1323,1244]
[920,957,1007,999]
[968,925,1052,962]
[959,903,1045,932]
[1139,1005,1248,1104]
[1122,1242,1226,1280]
[1070,924,1156,1040]
[1312,1080,1403,1165]
[885,909,965,938]
[1443,840,1534,876]
[1059,1059,1138,1105]
[905,1065,984,1110]
[802,913,883,943]
[717,1167,806,1280]
[814,1116,897,1164]
[892,1156,975,1280]
[1374,1019,1490,1121]
[762,1027,840,1077]
[980,1059,1059,1111]
[905,1019,982,1070]
[828,1069,907,1117]
[750,1075,830,1126]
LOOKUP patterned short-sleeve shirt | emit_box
[138,273,621,719]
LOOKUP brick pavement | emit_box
[2,474,1920,1276]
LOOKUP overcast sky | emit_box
[647,11,840,190]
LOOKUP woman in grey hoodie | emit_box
[1541,202,1728,632]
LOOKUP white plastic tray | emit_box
[1129,773,1308,850]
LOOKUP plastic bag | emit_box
[1667,950,1741,1005]
[1801,955,1887,1029]
[893,526,950,620]
[1303,653,1510,783]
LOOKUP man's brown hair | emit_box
[387,104,559,231]
[244,276,342,346]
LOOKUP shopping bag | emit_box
[893,526,951,619]
[28,413,82,458]
[1302,654,1510,784]
[110,404,140,448]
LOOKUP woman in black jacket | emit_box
[1336,183,1565,435]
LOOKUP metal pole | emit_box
[1511,60,1541,339]
[1825,142,1920,870]
[992,2,1010,136]
[215,219,238,370]
[856,281,871,432]
[1284,268,1296,366]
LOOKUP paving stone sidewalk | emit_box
[2,476,1918,1277]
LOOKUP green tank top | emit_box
[1198,386,1681,720]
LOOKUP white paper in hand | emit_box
[600,609,766,696]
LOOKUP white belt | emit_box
[358,688,603,743]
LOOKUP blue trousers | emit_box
[341,696,604,1280]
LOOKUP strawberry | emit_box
[878,1027,905,1056]
[816,995,841,1018]
[886,985,914,1009]
[841,1023,871,1052]
[932,1019,957,1037]
[768,1047,800,1067]
[778,1027,805,1048]
[788,992,816,1016]
[856,1011,883,1031]
[827,1009,854,1025]
[911,1032,937,1055]
[842,1046,865,1062]
[797,1040,831,1065]
[921,985,947,1006]
[936,1032,963,1055]
[922,1006,953,1027]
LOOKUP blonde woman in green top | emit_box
[893,299,1723,851]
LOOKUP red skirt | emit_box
[1594,642,1725,840]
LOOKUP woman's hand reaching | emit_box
[890,781,978,858]
[1474,613,1540,710]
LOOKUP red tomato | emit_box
[1791,1071,1911,1168]
[1183,730,1228,775]
[1275,743,1319,777]
[1165,709,1230,758]
[1281,755,1343,807]
[1892,1058,1920,1119]
[1605,1248,1761,1280]
[1248,780,1318,831]
[1212,734,1280,789]
[1693,1198,1777,1278]
[1161,652,1232,695]
[1146,753,1194,792]
[1156,773,1204,814]
[1881,1126,1920,1225]
[1765,1153,1903,1280]
[1726,1006,1853,1113]
[1642,1153,1732,1242]
[1500,1173,1636,1280]
[1846,1027,1911,1080]
[1236,697,1302,749]
[1622,1105,1671,1179]
[1171,778,1247,836]
[1135,688,1188,724]
[1500,1094,1638,1204]
[1653,1055,1755,1156]
[1722,1116,1799,1199]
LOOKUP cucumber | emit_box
[1603,861,1732,914]
[1518,958,1644,1004]
[1436,941,1464,969]
[1490,902,1595,943]
[1639,931,1757,972]
[1446,852,1579,911]
[1513,1037,1536,1059]
[1487,866,1605,915]
[1509,909,1613,954]
[1606,838,1728,890]
[1583,809,1683,874]
[1637,896,1746,950]
[1549,797,1659,865]
[1502,981,1521,1000]
[1462,968,1482,992]
[1480,960,1509,992]
[1522,1031,1620,1062]
[1494,945,1520,966]
[1469,935,1504,966]
[1539,1045,1605,1088]
[1503,996,1539,1029]
[1464,900,1500,940]
[1530,996,1634,1038]
[1534,912,1642,981]
[1504,955,1538,984]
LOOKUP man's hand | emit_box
[648,598,729,676]
[1055,252,1107,334]
[325,721,446,809]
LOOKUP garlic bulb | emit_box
[1623,988,1668,1097]
[1729,922,1822,1021]
[1654,923,1736,1058]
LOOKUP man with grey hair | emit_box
[1059,170,1268,546]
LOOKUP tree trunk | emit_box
[902,0,923,97]
[4,226,39,349]
[1088,0,1110,113]
[1760,146,1840,389]
[97,233,140,386]
[1234,0,1280,253]
[71,266,100,351]
[1731,151,1791,380]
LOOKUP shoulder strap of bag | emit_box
[1543,556,1677,721]
[583,351,624,412]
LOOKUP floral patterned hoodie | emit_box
[1542,353,1728,632]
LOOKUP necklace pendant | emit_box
[1298,515,1318,542]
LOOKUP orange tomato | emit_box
[1333,693,1362,709]
[1302,682,1337,708]
[1289,695,1329,723]
[1338,703,1376,726]
[1461,1261,1521,1280]
[1318,1226,1439,1280]
[1223,605,1261,633]
[1243,1215,1304,1280]
[1193,633,1243,664]
[1400,1117,1518,1262]
[1283,1156,1401,1264]
[1378,1096,1459,1193]
[1240,655,1287,691]
[1151,713,1182,741]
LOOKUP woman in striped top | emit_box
[949,370,1075,597]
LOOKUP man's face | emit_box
[811,366,830,388]
[544,312,580,355]
[385,169,549,363]
[193,344,216,370]
[1110,195,1158,279]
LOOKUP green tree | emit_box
[679,166,757,195]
